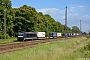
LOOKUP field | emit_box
[0,37,17,45]
[0,37,90,60]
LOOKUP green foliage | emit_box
[84,38,90,51]
[0,1,73,38]
[0,37,17,45]
[79,38,90,58]
[12,5,72,37]
[72,26,81,33]
[0,37,87,60]
[0,0,12,9]
[0,0,13,38]
[88,29,90,37]
[0,31,10,39]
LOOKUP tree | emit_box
[72,26,80,33]
[88,29,90,36]
[0,0,12,38]
[0,1,73,38]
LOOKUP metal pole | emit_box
[80,20,81,31]
[47,21,48,38]
[80,20,81,35]
[65,6,67,35]
[65,6,67,27]
[4,10,6,39]
[57,22,58,32]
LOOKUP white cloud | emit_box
[80,15,90,32]
[36,6,90,32]
[37,8,64,15]
[78,6,84,8]
[80,15,90,20]
[69,5,84,13]
[82,23,90,33]
[11,5,90,32]
[12,6,19,8]
[67,14,90,32]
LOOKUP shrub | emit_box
[0,31,10,39]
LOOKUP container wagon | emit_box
[57,33,62,38]
[50,32,57,38]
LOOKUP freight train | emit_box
[18,32,80,41]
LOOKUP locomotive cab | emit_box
[18,32,24,41]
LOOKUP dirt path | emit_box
[70,38,88,51]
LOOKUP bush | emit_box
[0,31,10,39]
[82,39,90,58]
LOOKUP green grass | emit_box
[76,38,90,58]
[0,37,89,60]
[0,37,17,45]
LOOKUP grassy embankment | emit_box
[0,37,90,60]
[0,37,17,45]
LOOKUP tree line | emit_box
[0,0,81,39]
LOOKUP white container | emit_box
[57,33,62,37]
[76,33,79,35]
[37,32,45,38]
[73,33,76,36]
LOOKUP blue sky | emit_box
[11,0,90,33]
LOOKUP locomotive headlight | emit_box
[18,36,23,37]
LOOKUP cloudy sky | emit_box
[11,0,90,33]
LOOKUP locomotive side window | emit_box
[32,34,37,37]
[26,34,30,38]
[26,34,37,38]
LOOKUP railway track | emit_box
[0,37,73,54]
[0,38,61,54]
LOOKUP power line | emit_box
[69,9,79,20]
[55,0,67,26]
[56,0,83,33]
[56,0,66,6]
[56,0,80,23]
[56,0,67,33]
[68,7,82,29]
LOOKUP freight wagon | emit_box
[57,33,62,37]
[50,32,57,38]
[50,32,62,38]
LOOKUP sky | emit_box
[11,0,90,33]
